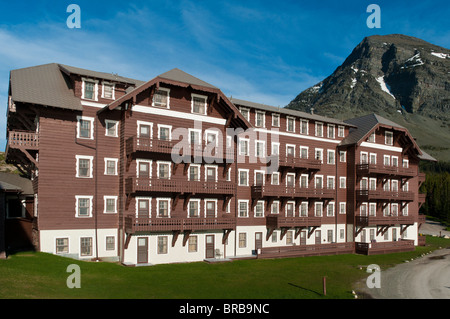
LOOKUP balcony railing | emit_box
[266,214,322,229]
[126,136,233,161]
[125,176,235,195]
[356,189,414,201]
[257,242,355,259]
[355,239,415,255]
[278,156,322,170]
[356,164,416,177]
[251,185,335,199]
[124,215,235,233]
[356,215,416,226]
[8,130,39,150]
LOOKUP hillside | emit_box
[287,34,450,161]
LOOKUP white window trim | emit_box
[315,122,324,137]
[339,176,346,189]
[286,173,296,187]
[383,155,391,166]
[255,111,266,128]
[75,195,93,218]
[286,144,296,157]
[156,197,171,218]
[255,140,266,158]
[271,201,280,214]
[188,128,202,145]
[300,174,309,188]
[339,150,347,163]
[369,153,377,164]
[326,201,335,217]
[191,93,208,115]
[360,151,368,164]
[205,165,218,182]
[369,177,377,190]
[254,170,266,186]
[286,116,295,132]
[81,78,99,101]
[271,172,280,185]
[238,200,249,218]
[238,137,250,156]
[271,142,280,156]
[104,157,119,175]
[204,199,218,218]
[299,201,308,217]
[239,107,250,121]
[157,161,172,179]
[272,113,280,127]
[238,169,249,186]
[285,201,296,217]
[135,196,152,218]
[315,148,323,163]
[188,164,201,181]
[105,120,119,137]
[103,196,118,214]
[157,124,172,140]
[136,159,153,178]
[402,159,409,168]
[187,198,201,218]
[101,81,115,100]
[315,174,324,189]
[300,119,309,135]
[300,146,309,159]
[327,176,335,189]
[327,149,335,165]
[75,155,94,178]
[327,124,335,139]
[339,202,346,214]
[254,200,265,218]
[204,129,219,147]
[314,202,323,217]
[152,87,170,109]
[385,131,394,146]
[76,116,95,140]
[137,121,153,138]
[338,125,345,137]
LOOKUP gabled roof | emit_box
[9,63,83,111]
[230,98,355,127]
[157,68,218,90]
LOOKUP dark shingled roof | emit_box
[157,68,218,89]
[230,98,354,127]
[10,63,83,111]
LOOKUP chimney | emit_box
[310,107,314,115]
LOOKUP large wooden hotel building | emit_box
[1,63,433,264]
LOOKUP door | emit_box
[315,230,321,245]
[361,229,367,243]
[206,235,215,258]
[137,199,150,219]
[205,201,216,218]
[392,228,397,241]
[255,172,264,186]
[255,232,263,252]
[137,237,148,264]
[206,167,216,182]
[300,231,307,245]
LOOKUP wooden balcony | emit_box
[356,164,416,177]
[257,242,355,259]
[356,215,416,227]
[126,136,233,161]
[251,185,335,199]
[124,215,235,233]
[356,189,414,202]
[418,172,426,185]
[7,130,39,150]
[278,156,322,170]
[355,239,415,255]
[125,176,235,195]
[266,214,322,229]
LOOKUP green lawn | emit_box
[1,236,449,299]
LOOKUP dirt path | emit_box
[357,248,450,299]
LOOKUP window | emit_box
[157,162,171,179]
[106,236,115,251]
[152,88,170,108]
[286,145,295,157]
[271,172,280,185]
[339,202,346,214]
[239,233,247,248]
[286,173,295,187]
[255,140,265,157]
[385,131,393,145]
[238,200,248,217]
[188,236,198,252]
[327,124,335,139]
[76,155,93,178]
[56,238,69,254]
[239,138,249,156]
[82,78,98,100]
[391,203,398,216]
[137,198,151,218]
[255,111,265,127]
[287,117,295,132]
[314,202,323,217]
[189,199,200,218]
[158,125,171,141]
[315,148,323,163]
[271,201,279,214]
[254,201,264,218]
[339,177,346,189]
[368,132,376,143]
[157,199,170,218]
[300,202,308,217]
[300,146,308,159]
[402,159,409,168]
[315,122,323,137]
[327,150,335,164]
[102,82,115,99]
[339,151,347,162]
[271,142,280,156]
[315,175,323,189]
[402,204,409,216]
[383,155,390,166]
[392,156,399,167]
[360,152,368,164]
[205,200,217,218]
[76,196,93,217]
[158,236,168,254]
[300,119,308,135]
[77,116,94,139]
[254,171,265,186]
[104,196,117,214]
[286,231,293,244]
[189,129,201,145]
[104,158,118,175]
[369,153,377,164]
[192,94,207,115]
[205,165,217,182]
[272,113,280,127]
[238,169,249,186]
[300,174,308,188]
[369,178,377,190]
[105,120,118,137]
[240,108,250,121]
[188,164,200,181]
[286,202,295,217]
[338,126,345,137]
[327,176,335,189]
[137,121,153,138]
[137,160,152,178]
[205,130,218,147]
[80,237,93,256]
[369,203,376,216]
[360,203,368,216]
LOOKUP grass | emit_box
[0,236,449,299]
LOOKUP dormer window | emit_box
[240,108,250,121]
[82,78,98,101]
[153,88,170,108]
[191,94,207,115]
[385,131,393,146]
[368,132,376,143]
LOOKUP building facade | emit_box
[3,63,432,264]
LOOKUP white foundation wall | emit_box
[39,228,119,260]
[354,223,419,245]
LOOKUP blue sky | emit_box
[0,0,449,150]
